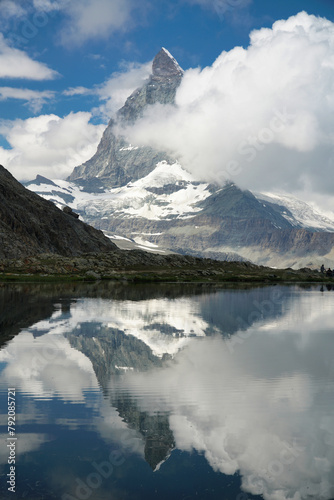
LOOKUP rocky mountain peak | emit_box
[152,47,183,78]
[68,48,183,188]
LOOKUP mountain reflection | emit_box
[0,284,333,500]
[113,288,334,500]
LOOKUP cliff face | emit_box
[68,48,183,188]
[0,165,116,259]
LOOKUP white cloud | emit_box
[118,12,334,209]
[96,60,151,119]
[63,86,91,96]
[0,58,151,181]
[0,112,104,181]
[0,33,58,79]
[118,291,334,500]
[62,60,151,119]
[0,87,55,112]
[2,0,142,46]
[0,0,26,19]
[55,0,138,46]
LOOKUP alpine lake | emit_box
[0,281,333,500]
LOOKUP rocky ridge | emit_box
[68,48,182,188]
[0,164,116,259]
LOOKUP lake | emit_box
[0,282,333,500]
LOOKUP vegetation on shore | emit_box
[0,250,330,284]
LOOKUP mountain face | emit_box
[26,163,334,268]
[26,48,334,269]
[0,165,116,259]
[68,48,183,188]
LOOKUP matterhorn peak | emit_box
[152,47,184,78]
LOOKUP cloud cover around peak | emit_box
[119,12,334,206]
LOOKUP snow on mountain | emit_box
[26,161,211,221]
[131,161,194,188]
[24,162,334,268]
[256,192,334,232]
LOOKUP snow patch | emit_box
[257,192,334,232]
[119,145,139,151]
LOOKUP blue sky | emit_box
[1,0,334,214]
[1,0,334,122]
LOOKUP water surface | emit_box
[0,282,333,500]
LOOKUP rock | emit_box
[0,165,117,259]
[62,206,79,218]
[68,48,183,189]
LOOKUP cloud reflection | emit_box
[0,287,333,499]
[115,291,334,500]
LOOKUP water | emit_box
[0,282,333,500]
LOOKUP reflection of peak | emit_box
[152,48,184,78]
[65,325,167,389]
[115,394,175,470]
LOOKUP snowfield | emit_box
[27,162,212,221]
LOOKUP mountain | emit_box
[255,192,334,232]
[0,164,116,259]
[25,166,334,268]
[25,48,334,269]
[68,48,183,188]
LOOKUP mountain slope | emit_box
[255,192,334,232]
[26,162,334,268]
[0,164,116,259]
[68,48,183,188]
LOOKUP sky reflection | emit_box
[0,285,333,500]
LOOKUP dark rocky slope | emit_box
[0,165,116,259]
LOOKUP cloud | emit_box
[0,87,55,112]
[1,0,142,47]
[54,0,139,46]
[0,33,58,79]
[63,86,92,97]
[62,60,151,119]
[118,290,334,500]
[95,60,151,119]
[0,112,104,181]
[118,12,334,206]
[0,0,26,19]
[0,57,151,181]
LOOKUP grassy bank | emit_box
[0,251,331,284]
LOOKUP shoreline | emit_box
[0,250,331,284]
